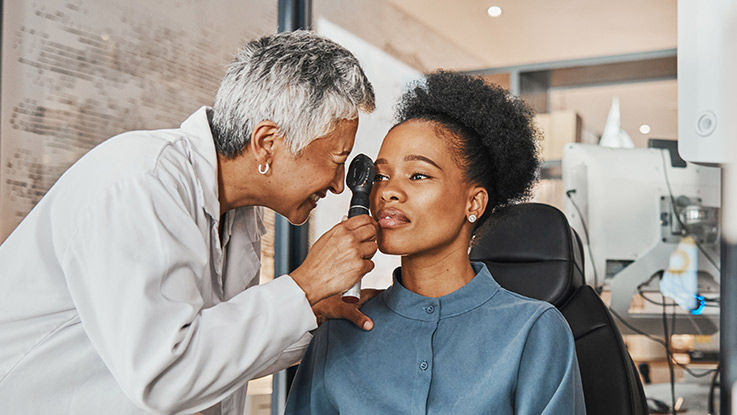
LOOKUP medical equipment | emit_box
[341,153,375,303]
[562,143,720,335]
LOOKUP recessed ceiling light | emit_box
[487,6,502,17]
[639,124,651,134]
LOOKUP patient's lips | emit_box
[376,207,410,229]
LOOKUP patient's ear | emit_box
[467,186,489,219]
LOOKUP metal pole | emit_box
[272,2,312,414]
[509,70,520,97]
[278,0,312,32]
[721,164,737,414]
[271,217,290,415]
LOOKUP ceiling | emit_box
[318,0,676,71]
[314,0,679,143]
[386,0,676,69]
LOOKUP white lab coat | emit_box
[0,107,316,414]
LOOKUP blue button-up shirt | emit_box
[285,262,586,414]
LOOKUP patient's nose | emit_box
[378,181,404,202]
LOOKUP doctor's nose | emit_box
[329,165,345,194]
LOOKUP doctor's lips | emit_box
[308,191,326,207]
[375,207,410,229]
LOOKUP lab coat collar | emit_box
[180,107,266,241]
[384,262,501,321]
[180,106,221,220]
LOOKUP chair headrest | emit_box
[469,203,585,307]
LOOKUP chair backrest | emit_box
[470,203,648,415]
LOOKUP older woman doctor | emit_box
[0,31,377,414]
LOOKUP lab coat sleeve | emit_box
[250,331,313,379]
[514,308,587,415]
[284,322,338,415]
[60,173,317,414]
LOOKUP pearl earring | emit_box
[468,214,477,223]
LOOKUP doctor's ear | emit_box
[249,120,281,165]
[467,187,489,222]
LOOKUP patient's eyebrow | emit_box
[374,155,442,170]
[404,154,442,170]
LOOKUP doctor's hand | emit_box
[312,289,382,330]
[290,215,378,306]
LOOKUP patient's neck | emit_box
[400,243,476,298]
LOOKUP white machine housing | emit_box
[563,144,720,285]
[562,144,721,334]
[678,0,737,165]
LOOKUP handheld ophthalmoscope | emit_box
[341,153,375,303]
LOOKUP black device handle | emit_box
[342,154,375,303]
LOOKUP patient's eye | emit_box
[409,173,430,180]
[374,173,389,182]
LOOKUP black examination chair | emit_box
[470,203,648,415]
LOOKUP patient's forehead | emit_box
[378,120,453,162]
[378,120,470,180]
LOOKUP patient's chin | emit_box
[377,237,413,256]
[377,242,399,255]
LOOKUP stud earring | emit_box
[258,162,270,175]
[468,214,477,223]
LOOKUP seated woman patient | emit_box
[285,72,586,414]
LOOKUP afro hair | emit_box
[394,71,541,230]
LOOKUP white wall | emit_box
[313,18,421,289]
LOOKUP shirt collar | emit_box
[383,262,501,321]
[180,106,220,219]
[226,205,267,243]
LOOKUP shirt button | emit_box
[424,305,435,314]
[419,361,429,371]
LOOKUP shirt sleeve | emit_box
[60,172,317,415]
[284,322,338,415]
[514,308,587,415]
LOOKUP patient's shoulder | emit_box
[488,287,562,327]
[497,286,555,309]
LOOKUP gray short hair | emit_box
[211,30,375,157]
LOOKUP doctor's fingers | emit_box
[341,214,377,232]
[342,302,375,331]
[356,234,379,259]
[338,239,375,262]
[348,222,378,243]
[356,239,378,259]
[357,289,382,306]
[360,259,375,275]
